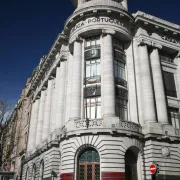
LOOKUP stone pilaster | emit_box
[133,40,144,125]
[175,52,180,98]
[150,45,169,124]
[42,76,54,140]
[51,67,60,132]
[55,60,67,128]
[102,29,115,117]
[27,98,40,151]
[69,38,83,120]
[35,87,47,146]
[138,39,156,123]
[65,53,73,123]
[126,43,138,124]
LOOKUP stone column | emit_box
[55,60,67,128]
[138,40,156,123]
[150,45,169,124]
[65,53,73,123]
[175,53,180,98]
[27,98,40,151]
[50,67,60,132]
[35,87,47,146]
[42,76,54,140]
[102,29,115,117]
[126,43,138,124]
[69,38,83,120]
[133,40,144,125]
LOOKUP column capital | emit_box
[102,29,115,36]
[152,42,162,50]
[137,38,152,47]
[75,35,83,43]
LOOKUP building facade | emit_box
[22,0,180,180]
[1,78,33,179]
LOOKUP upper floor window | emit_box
[160,52,174,63]
[85,36,100,48]
[168,107,180,129]
[163,71,177,98]
[39,161,44,180]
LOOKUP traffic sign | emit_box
[150,164,157,174]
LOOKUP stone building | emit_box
[1,78,33,179]
[22,0,180,180]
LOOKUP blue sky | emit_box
[0,0,179,105]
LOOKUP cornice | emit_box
[134,11,180,36]
[30,33,68,94]
[136,37,162,49]
[32,50,68,101]
[64,6,134,36]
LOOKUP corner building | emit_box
[23,1,180,180]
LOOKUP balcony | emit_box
[84,85,101,98]
[115,77,127,88]
[84,46,101,59]
[84,75,101,85]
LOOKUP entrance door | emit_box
[78,149,100,180]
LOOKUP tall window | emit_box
[114,38,128,121]
[168,107,180,129]
[32,165,36,180]
[78,149,100,180]
[39,161,44,180]
[25,168,29,180]
[163,71,177,97]
[84,36,101,119]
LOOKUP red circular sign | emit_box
[150,164,157,174]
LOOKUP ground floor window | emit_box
[78,149,100,180]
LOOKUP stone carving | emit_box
[175,129,180,137]
[119,121,142,133]
[75,119,103,129]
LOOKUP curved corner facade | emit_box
[22,1,180,180]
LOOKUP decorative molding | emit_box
[119,121,142,133]
[137,38,162,49]
[102,29,116,36]
[75,119,103,129]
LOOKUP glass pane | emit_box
[97,105,101,118]
[91,106,95,119]
[115,64,118,77]
[87,107,90,119]
[87,41,90,47]
[91,39,95,46]
[96,38,100,45]
[97,63,100,76]
[91,64,96,77]
[86,66,90,77]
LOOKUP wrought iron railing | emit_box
[84,85,101,98]
[85,45,101,50]
[84,75,101,85]
[115,77,127,88]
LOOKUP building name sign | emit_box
[161,36,180,45]
[71,17,123,33]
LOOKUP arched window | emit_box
[39,161,44,180]
[32,164,36,180]
[125,148,138,180]
[25,168,29,180]
[78,148,100,180]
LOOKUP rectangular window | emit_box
[160,52,174,63]
[85,36,100,48]
[115,98,128,121]
[84,97,101,119]
[163,71,177,97]
[168,107,180,129]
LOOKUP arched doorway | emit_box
[78,148,100,180]
[125,148,138,180]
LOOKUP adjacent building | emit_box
[20,0,180,180]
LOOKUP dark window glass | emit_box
[163,71,177,97]
[160,52,174,63]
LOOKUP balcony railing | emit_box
[115,77,127,88]
[84,75,101,85]
[170,112,180,129]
